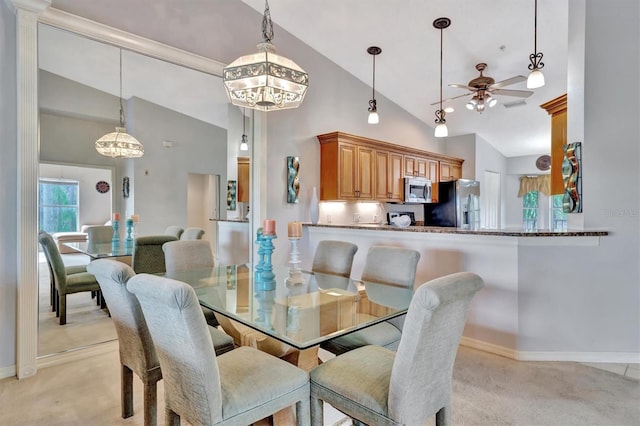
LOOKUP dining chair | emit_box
[311,240,358,278]
[131,235,178,274]
[320,245,420,355]
[86,259,234,426]
[162,239,221,327]
[164,226,184,239]
[85,224,114,245]
[128,273,310,426]
[39,231,103,325]
[310,272,484,426]
[180,227,205,240]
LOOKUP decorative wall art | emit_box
[286,156,300,204]
[227,180,237,211]
[562,141,582,213]
[122,176,130,198]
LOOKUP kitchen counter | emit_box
[304,223,609,237]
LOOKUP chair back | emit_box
[85,225,113,245]
[163,240,214,272]
[86,259,160,379]
[164,226,184,239]
[132,235,178,273]
[180,227,205,240]
[128,274,223,425]
[388,272,483,424]
[361,245,420,288]
[38,231,68,292]
[311,240,358,278]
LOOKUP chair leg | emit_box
[100,291,107,309]
[121,365,134,419]
[310,395,323,426]
[296,398,311,426]
[436,406,450,426]
[165,408,180,426]
[143,380,157,426]
[59,294,66,325]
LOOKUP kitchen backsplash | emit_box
[317,202,424,225]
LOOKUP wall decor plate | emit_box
[96,180,110,193]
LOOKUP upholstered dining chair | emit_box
[39,231,102,325]
[85,224,114,245]
[163,226,184,239]
[131,235,178,274]
[162,240,221,327]
[180,227,205,240]
[311,240,358,278]
[320,245,420,355]
[128,273,310,426]
[86,259,234,426]
[310,272,484,426]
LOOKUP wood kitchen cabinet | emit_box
[375,149,404,201]
[237,157,250,203]
[439,161,462,182]
[318,131,463,202]
[540,94,567,195]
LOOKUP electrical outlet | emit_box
[353,213,361,223]
[373,214,379,223]
[327,215,332,224]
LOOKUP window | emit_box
[39,179,79,233]
[523,190,538,231]
[551,194,567,231]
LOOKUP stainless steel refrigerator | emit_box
[424,179,481,229]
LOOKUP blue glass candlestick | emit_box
[257,233,276,291]
[254,228,264,284]
[111,220,120,247]
[125,218,134,248]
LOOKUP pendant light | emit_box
[367,46,381,124]
[527,0,545,89]
[223,0,309,111]
[95,49,144,158]
[240,108,249,151]
[433,17,451,138]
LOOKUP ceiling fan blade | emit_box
[490,75,526,89]
[491,88,534,98]
[429,92,472,106]
[449,83,476,91]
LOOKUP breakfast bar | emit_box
[300,224,609,361]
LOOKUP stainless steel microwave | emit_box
[404,177,433,203]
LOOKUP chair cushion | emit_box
[65,272,100,293]
[311,345,395,419]
[216,346,308,421]
[321,321,401,355]
[65,265,88,275]
[209,327,234,356]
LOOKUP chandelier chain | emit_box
[262,0,274,43]
[119,49,125,127]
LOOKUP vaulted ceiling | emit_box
[48,0,569,157]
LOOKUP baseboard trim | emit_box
[460,337,640,363]
[0,364,17,380]
[36,340,118,370]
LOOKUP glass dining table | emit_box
[64,241,133,260]
[163,264,414,350]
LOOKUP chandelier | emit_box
[222,0,309,111]
[95,49,144,158]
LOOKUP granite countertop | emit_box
[210,218,249,223]
[304,223,609,237]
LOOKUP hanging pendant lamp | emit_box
[367,46,381,124]
[223,0,309,111]
[527,0,545,89]
[95,49,144,158]
[433,17,451,138]
[240,108,249,151]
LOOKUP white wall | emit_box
[0,0,17,372]
[475,134,508,228]
[445,134,476,179]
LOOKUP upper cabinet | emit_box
[540,94,567,195]
[318,132,464,202]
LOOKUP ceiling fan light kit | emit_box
[527,0,545,89]
[367,46,382,124]
[222,0,309,111]
[433,17,451,138]
[95,49,144,159]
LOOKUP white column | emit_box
[12,0,50,379]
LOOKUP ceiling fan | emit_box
[433,63,534,113]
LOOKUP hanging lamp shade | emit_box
[95,49,144,158]
[223,1,308,111]
[96,127,144,158]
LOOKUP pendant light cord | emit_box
[262,0,274,43]
[439,27,443,112]
[533,0,538,55]
[372,53,376,101]
[119,49,125,127]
